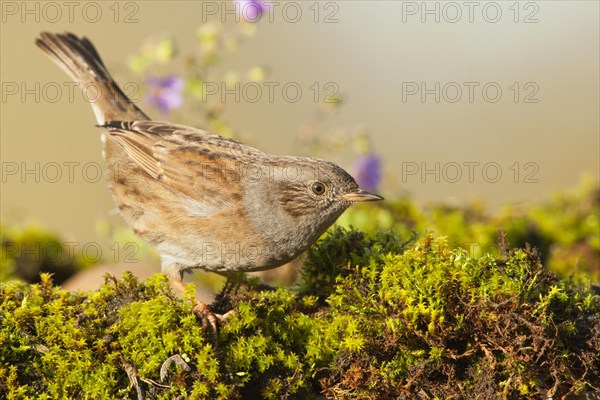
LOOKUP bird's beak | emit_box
[342,188,384,202]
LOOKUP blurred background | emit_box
[1,1,598,290]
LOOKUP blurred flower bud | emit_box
[143,76,184,114]
[354,154,382,192]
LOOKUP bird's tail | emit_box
[35,32,148,124]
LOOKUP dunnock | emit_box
[36,32,383,330]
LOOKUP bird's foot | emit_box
[193,300,237,335]
[193,300,220,334]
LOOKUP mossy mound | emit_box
[1,228,598,399]
[340,179,600,282]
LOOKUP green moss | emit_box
[338,178,600,282]
[2,228,598,399]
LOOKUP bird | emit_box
[35,32,383,331]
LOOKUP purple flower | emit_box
[354,154,382,192]
[234,0,269,21]
[143,76,184,114]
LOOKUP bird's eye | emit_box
[311,181,326,195]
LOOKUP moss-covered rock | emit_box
[1,228,598,399]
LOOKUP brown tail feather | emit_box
[35,32,148,124]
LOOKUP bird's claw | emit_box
[193,301,219,334]
[193,301,237,335]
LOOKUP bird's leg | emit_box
[162,260,228,334]
[169,277,220,334]
[218,271,276,295]
[219,271,248,295]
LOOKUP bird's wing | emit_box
[101,120,263,213]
